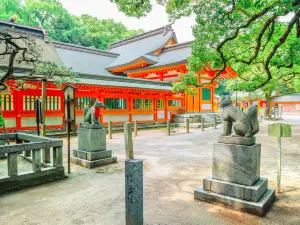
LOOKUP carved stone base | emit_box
[213,143,261,186]
[218,136,256,146]
[71,156,117,169]
[79,123,102,129]
[203,176,268,202]
[78,127,106,152]
[194,187,275,217]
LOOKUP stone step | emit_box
[194,187,275,217]
[203,176,268,202]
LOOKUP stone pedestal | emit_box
[0,140,6,159]
[71,124,117,169]
[194,139,275,216]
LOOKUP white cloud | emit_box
[59,0,195,42]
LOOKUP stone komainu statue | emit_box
[220,96,259,137]
[83,100,106,124]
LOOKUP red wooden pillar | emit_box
[164,95,168,121]
[211,84,215,112]
[153,94,157,121]
[15,90,22,130]
[99,92,104,124]
[128,93,132,122]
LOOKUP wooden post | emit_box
[134,120,138,137]
[108,121,113,139]
[167,120,171,136]
[214,117,217,129]
[41,80,50,163]
[201,117,204,131]
[186,118,189,133]
[277,136,281,193]
[41,79,46,128]
[268,123,292,194]
[67,95,71,174]
[124,122,134,159]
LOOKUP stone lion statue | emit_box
[83,100,106,124]
[220,96,259,137]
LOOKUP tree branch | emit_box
[260,10,300,89]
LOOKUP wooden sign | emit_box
[268,123,292,193]
[268,123,291,137]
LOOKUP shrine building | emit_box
[0,21,237,131]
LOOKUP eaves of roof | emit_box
[77,73,172,91]
[105,55,158,71]
[124,60,187,74]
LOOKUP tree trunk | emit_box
[264,93,272,118]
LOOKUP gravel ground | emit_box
[0,116,299,225]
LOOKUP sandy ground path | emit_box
[0,117,299,225]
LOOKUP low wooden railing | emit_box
[0,133,65,194]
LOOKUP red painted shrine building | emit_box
[0,21,237,131]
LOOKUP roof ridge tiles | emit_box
[162,40,193,51]
[108,23,174,50]
[53,41,119,57]
[0,20,43,32]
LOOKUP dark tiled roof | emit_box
[273,93,300,103]
[106,24,178,70]
[53,42,118,76]
[125,41,192,73]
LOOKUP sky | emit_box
[59,0,195,43]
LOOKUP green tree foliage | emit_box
[0,0,144,50]
[215,80,232,97]
[110,0,300,93]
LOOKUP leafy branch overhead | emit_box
[111,0,300,91]
[0,29,76,90]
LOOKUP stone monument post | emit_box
[194,96,275,217]
[71,100,117,168]
[124,122,143,225]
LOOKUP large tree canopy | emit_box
[0,0,144,50]
[110,0,300,91]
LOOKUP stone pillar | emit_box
[0,139,6,159]
[125,159,143,225]
[23,140,32,157]
[186,118,190,133]
[201,117,204,131]
[124,122,134,159]
[134,120,138,137]
[8,152,18,177]
[32,149,41,172]
[167,120,171,136]
[53,146,63,168]
[108,121,113,139]
[41,124,51,163]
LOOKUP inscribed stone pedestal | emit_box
[212,143,261,186]
[78,127,106,152]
